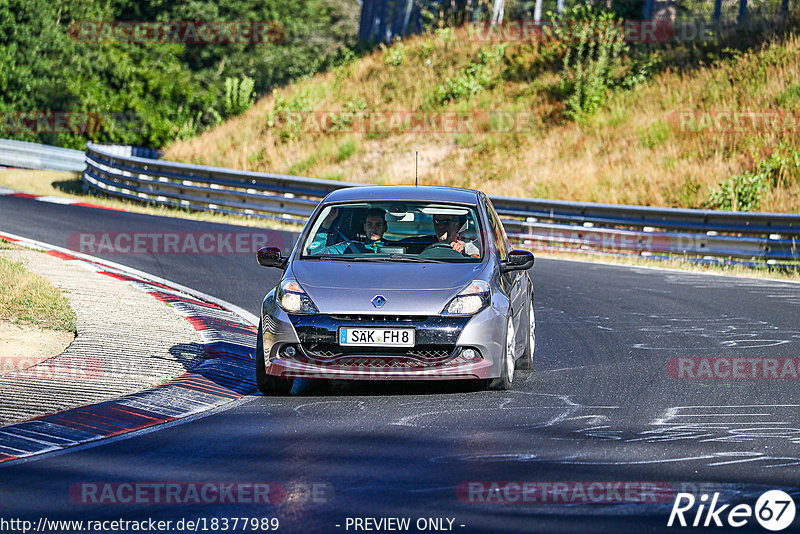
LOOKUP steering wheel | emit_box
[424,242,454,250]
[420,241,464,258]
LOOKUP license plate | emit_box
[339,327,415,347]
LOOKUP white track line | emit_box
[0,229,257,325]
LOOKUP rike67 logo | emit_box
[668,490,796,531]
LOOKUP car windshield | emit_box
[300,201,484,263]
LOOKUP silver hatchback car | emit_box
[255,186,535,394]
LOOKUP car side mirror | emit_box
[257,247,287,269]
[501,249,535,273]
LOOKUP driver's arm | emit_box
[315,241,348,255]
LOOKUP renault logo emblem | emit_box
[372,295,386,308]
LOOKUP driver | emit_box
[433,214,480,257]
[316,208,389,254]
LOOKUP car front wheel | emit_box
[516,301,535,370]
[487,316,515,390]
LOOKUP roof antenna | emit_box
[415,151,418,187]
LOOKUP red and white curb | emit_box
[0,231,258,465]
[0,185,126,211]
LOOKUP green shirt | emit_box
[315,239,388,255]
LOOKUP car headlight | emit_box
[442,280,491,316]
[277,279,318,314]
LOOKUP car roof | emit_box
[323,185,481,205]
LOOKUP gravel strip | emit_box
[0,249,205,425]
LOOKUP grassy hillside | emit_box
[164,17,800,212]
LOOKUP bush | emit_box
[430,44,507,105]
[382,42,406,67]
[266,89,313,142]
[776,84,800,110]
[337,138,357,161]
[224,77,256,117]
[331,98,368,131]
[705,144,800,211]
[706,172,768,211]
[759,143,800,187]
[547,5,629,120]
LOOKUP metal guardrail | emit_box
[0,138,85,172]
[82,142,800,264]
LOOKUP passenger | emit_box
[318,208,390,254]
[432,214,480,257]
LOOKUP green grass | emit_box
[0,247,77,332]
[337,137,358,162]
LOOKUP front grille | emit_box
[408,348,452,360]
[328,314,428,322]
[305,347,339,358]
[299,343,456,365]
[333,357,424,368]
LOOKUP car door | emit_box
[483,196,526,354]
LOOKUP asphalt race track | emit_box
[1,194,799,533]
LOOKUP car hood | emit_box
[290,260,485,315]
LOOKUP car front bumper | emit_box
[260,295,506,381]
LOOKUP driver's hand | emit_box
[450,241,465,253]
[322,208,339,227]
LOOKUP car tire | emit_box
[255,319,293,395]
[516,301,535,370]
[487,316,515,391]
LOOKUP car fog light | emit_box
[461,348,481,362]
[283,346,297,358]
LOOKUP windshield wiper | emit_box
[388,254,445,263]
[302,254,445,263]
[302,255,396,262]
[302,255,359,261]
